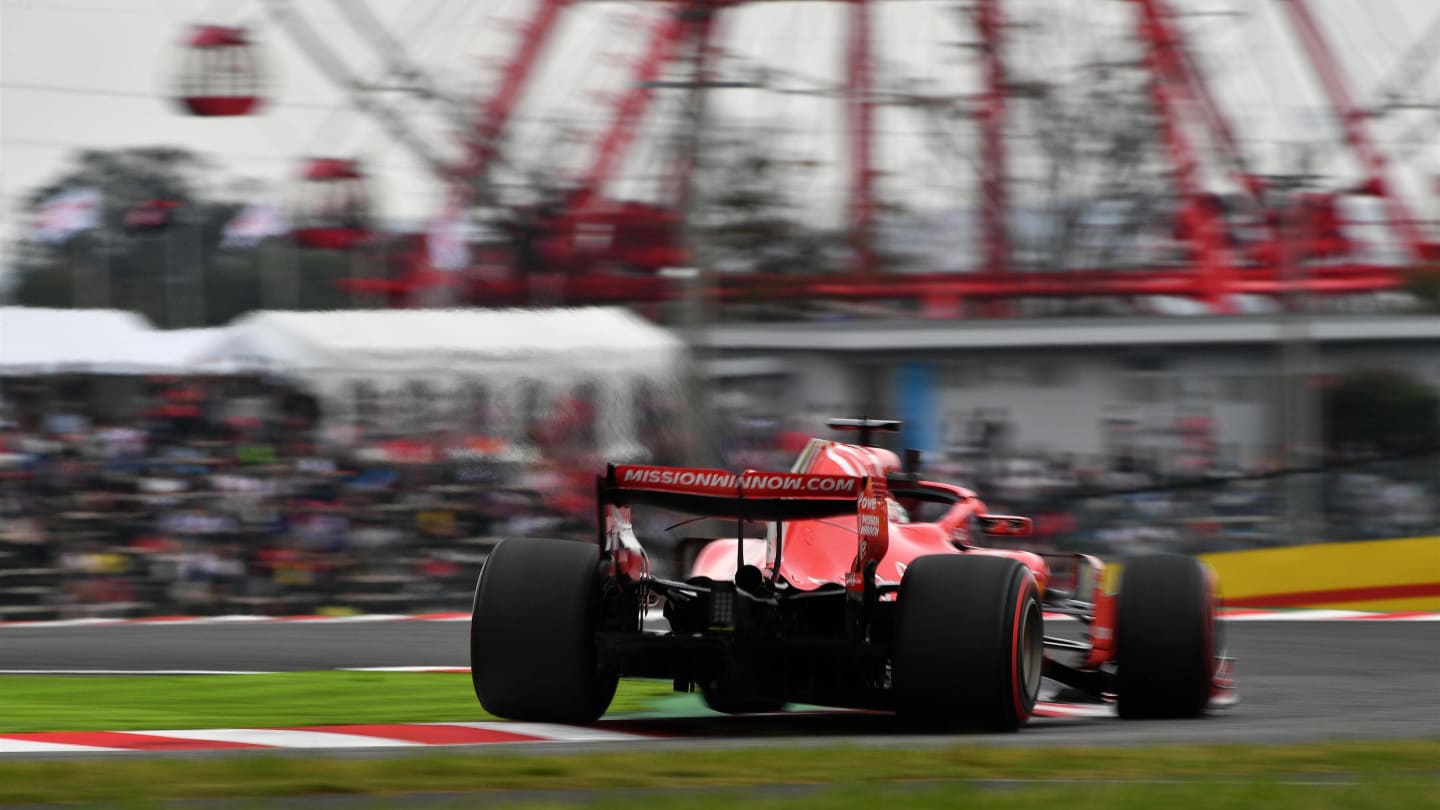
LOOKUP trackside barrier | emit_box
[1199,535,1440,610]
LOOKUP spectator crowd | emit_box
[0,380,608,622]
[3,384,1436,622]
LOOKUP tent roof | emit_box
[0,308,228,375]
[212,307,686,376]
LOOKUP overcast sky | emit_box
[3,0,1437,271]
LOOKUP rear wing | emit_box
[602,463,865,521]
[601,463,891,601]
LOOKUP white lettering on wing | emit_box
[620,468,858,495]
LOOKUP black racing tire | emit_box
[894,554,1043,732]
[1115,553,1217,719]
[470,538,618,723]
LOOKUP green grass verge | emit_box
[509,780,1436,810]
[48,781,1439,810]
[0,673,674,733]
[1,741,1438,805]
[614,781,1436,810]
[373,780,1439,810]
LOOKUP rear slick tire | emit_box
[1115,553,1217,719]
[894,554,1043,732]
[470,538,618,724]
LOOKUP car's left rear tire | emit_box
[470,538,618,724]
[894,554,1043,732]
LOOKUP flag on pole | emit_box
[123,198,182,232]
[32,187,102,244]
[426,203,472,271]
[221,200,289,249]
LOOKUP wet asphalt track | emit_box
[1,619,1437,749]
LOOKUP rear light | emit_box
[708,584,735,630]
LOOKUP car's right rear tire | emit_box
[894,554,1043,732]
[1115,553,1217,719]
[470,538,617,724]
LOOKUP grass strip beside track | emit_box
[509,780,1432,810]
[0,673,674,732]
[579,781,1437,810]
[1,742,1438,805]
[283,781,1440,810]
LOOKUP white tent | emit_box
[0,307,231,375]
[202,308,690,457]
[207,307,685,376]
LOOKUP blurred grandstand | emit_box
[0,364,681,622]
[1,350,1436,621]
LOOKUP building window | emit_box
[407,380,434,433]
[986,363,1024,385]
[352,380,379,430]
[1180,378,1215,402]
[1032,361,1065,387]
[1222,376,1262,402]
[1121,376,1167,403]
[517,379,546,443]
[944,364,973,389]
[460,380,489,433]
[1122,353,1172,372]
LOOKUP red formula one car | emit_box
[471,419,1234,731]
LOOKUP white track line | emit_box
[1223,609,1371,621]
[284,614,412,623]
[0,618,127,629]
[0,738,124,753]
[444,722,651,742]
[0,669,279,676]
[339,666,469,673]
[148,728,421,749]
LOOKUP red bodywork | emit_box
[688,437,1061,610]
[668,436,1129,673]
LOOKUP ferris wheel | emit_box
[170,0,1440,314]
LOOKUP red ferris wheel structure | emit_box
[177,0,1440,316]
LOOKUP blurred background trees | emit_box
[8,146,361,327]
[1323,368,1440,457]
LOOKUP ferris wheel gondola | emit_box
[176,24,264,117]
[293,158,372,251]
